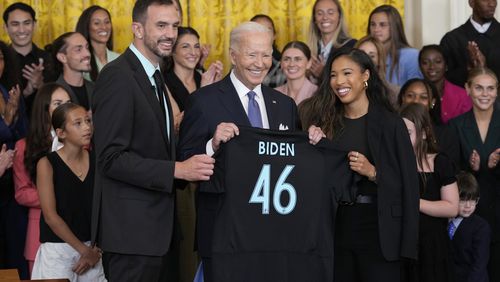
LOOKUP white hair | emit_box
[230,21,272,51]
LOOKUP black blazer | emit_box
[91,48,176,256]
[449,108,500,240]
[56,75,94,110]
[449,215,490,282]
[364,104,420,261]
[178,74,300,257]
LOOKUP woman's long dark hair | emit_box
[75,5,114,81]
[367,5,411,82]
[24,83,67,181]
[0,40,21,90]
[399,103,439,193]
[299,48,393,139]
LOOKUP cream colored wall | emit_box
[404,0,500,48]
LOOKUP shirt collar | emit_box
[230,70,263,99]
[319,40,334,60]
[129,43,160,82]
[470,17,492,33]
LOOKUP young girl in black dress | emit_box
[32,103,105,281]
[400,103,459,282]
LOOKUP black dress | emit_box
[164,68,201,112]
[39,151,94,243]
[409,153,456,282]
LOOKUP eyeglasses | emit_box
[459,199,479,206]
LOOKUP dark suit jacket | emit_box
[449,215,490,282]
[91,48,176,256]
[440,19,500,89]
[178,74,299,257]
[364,104,420,261]
[450,108,500,240]
[56,75,94,109]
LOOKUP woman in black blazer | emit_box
[299,48,419,282]
[449,67,500,281]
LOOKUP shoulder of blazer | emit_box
[449,110,473,127]
[367,103,399,126]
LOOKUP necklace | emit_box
[58,151,86,179]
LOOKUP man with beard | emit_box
[440,0,500,88]
[52,32,94,111]
[91,0,215,281]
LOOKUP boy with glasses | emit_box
[449,171,490,282]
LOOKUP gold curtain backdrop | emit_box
[1,0,403,72]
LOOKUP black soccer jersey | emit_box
[205,126,354,282]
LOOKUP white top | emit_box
[470,17,492,33]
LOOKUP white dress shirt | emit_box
[205,71,271,155]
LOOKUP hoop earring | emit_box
[364,81,368,89]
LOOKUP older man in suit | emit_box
[178,21,301,282]
[91,0,215,281]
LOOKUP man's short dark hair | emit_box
[457,171,480,201]
[3,2,36,24]
[132,0,175,24]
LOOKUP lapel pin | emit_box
[272,100,276,104]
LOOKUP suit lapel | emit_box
[217,76,251,127]
[366,104,383,166]
[462,111,481,151]
[263,87,279,129]
[125,49,171,155]
[483,107,500,156]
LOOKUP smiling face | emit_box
[466,73,498,112]
[419,48,446,83]
[369,12,391,44]
[172,33,200,71]
[57,33,91,73]
[4,9,35,49]
[89,9,112,45]
[133,3,179,65]
[281,47,311,81]
[230,31,273,90]
[314,0,340,38]
[329,55,370,105]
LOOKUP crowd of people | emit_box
[0,0,499,281]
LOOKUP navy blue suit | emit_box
[449,215,490,282]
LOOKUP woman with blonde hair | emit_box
[307,0,356,81]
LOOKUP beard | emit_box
[144,35,175,58]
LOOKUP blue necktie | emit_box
[448,221,456,239]
[247,91,263,128]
